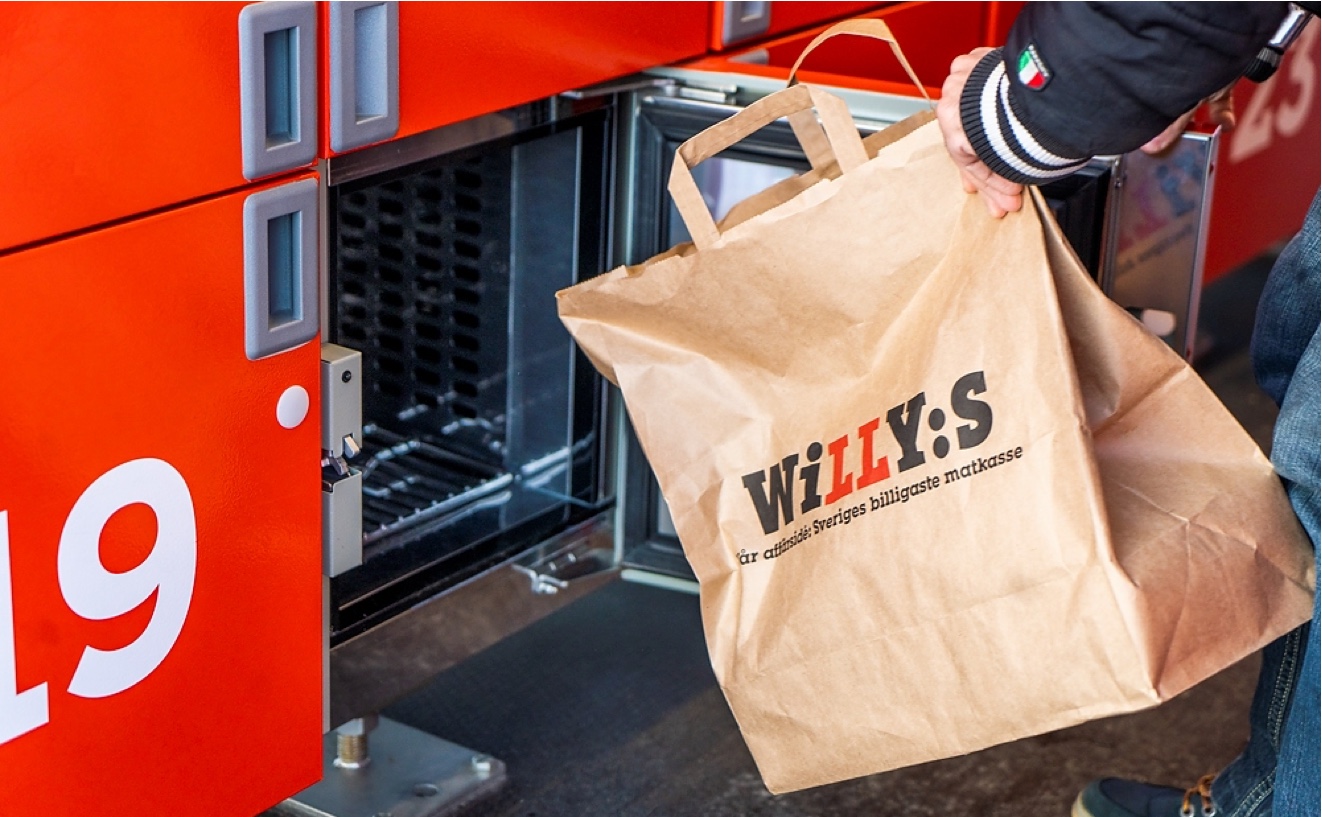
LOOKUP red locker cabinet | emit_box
[0,2,319,253]
[1204,19,1321,283]
[711,1,893,51]
[319,1,712,157]
[0,174,324,813]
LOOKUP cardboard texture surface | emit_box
[557,87,1314,794]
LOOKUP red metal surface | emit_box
[330,2,710,155]
[0,176,323,816]
[710,1,892,51]
[1204,20,1321,283]
[682,2,989,99]
[984,1,1025,46]
[0,2,263,253]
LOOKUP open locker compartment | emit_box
[611,5,1217,583]
[324,97,616,648]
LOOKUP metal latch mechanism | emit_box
[322,344,364,577]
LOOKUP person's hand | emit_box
[936,48,1024,218]
[1140,84,1236,155]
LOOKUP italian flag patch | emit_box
[1017,45,1051,90]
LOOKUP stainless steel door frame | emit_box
[611,69,928,581]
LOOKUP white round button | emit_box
[276,386,310,429]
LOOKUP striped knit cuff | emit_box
[958,48,1091,186]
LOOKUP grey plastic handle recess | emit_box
[722,1,772,46]
[243,179,319,360]
[239,2,318,180]
[329,1,400,153]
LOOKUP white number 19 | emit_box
[0,510,47,745]
[0,458,197,745]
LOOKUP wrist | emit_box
[958,47,1090,186]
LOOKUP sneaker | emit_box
[1072,775,1217,817]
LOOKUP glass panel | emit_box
[504,128,582,522]
[667,156,797,246]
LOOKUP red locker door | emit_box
[0,1,318,252]
[1204,19,1321,283]
[0,176,323,815]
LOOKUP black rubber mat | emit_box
[383,581,726,816]
[383,579,1262,817]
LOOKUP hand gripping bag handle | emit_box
[787,17,934,108]
[668,83,868,250]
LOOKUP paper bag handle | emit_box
[669,83,867,250]
[787,18,934,108]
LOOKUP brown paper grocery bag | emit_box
[556,79,1314,793]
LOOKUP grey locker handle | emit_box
[722,1,771,46]
[244,180,320,360]
[330,2,400,153]
[240,2,318,180]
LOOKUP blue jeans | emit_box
[1213,193,1320,817]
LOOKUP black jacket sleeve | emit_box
[959,2,1290,185]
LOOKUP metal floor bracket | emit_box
[276,718,506,817]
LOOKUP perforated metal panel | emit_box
[335,153,513,466]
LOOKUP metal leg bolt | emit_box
[333,714,379,770]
